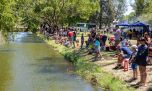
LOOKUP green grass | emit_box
[37,32,135,91]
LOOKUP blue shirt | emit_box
[120,47,132,56]
[95,40,100,47]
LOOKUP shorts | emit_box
[95,46,101,53]
[131,63,137,70]
[73,37,76,41]
[136,58,147,66]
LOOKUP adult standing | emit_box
[122,31,127,39]
[91,28,96,39]
[135,38,148,87]
[144,32,151,45]
[101,34,107,46]
[148,38,152,64]
[127,29,133,39]
[114,47,132,69]
[81,34,84,49]
[100,34,107,50]
[68,30,74,46]
[94,37,101,61]
[114,26,121,47]
[73,31,77,48]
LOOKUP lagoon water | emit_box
[0,32,102,91]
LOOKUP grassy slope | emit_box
[37,33,135,91]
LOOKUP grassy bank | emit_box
[37,33,134,91]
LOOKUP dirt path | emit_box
[94,56,152,91]
[76,47,152,91]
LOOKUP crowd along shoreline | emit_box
[37,32,134,91]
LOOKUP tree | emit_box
[123,12,136,23]
[98,0,126,28]
[13,0,41,32]
[133,0,147,16]
[113,0,126,20]
[139,0,152,24]
[38,0,99,26]
[12,0,99,32]
[0,0,99,33]
[0,0,16,32]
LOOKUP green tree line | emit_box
[0,0,126,33]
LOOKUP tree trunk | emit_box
[99,0,103,29]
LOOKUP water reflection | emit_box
[0,32,102,91]
[0,45,13,91]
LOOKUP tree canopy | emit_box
[127,0,152,24]
[98,0,126,28]
[0,0,128,32]
[0,0,15,32]
[12,0,100,32]
[140,0,152,24]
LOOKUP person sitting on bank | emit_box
[113,47,132,69]
[64,39,70,47]
[114,26,121,47]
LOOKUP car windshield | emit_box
[77,24,85,27]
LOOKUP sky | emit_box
[124,0,135,15]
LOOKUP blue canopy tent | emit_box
[116,20,130,26]
[130,21,149,35]
[130,21,148,27]
[116,21,149,27]
[116,21,150,36]
[116,23,130,26]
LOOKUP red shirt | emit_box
[68,31,74,37]
[109,36,115,42]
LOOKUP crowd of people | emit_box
[113,29,152,87]
[39,23,152,88]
